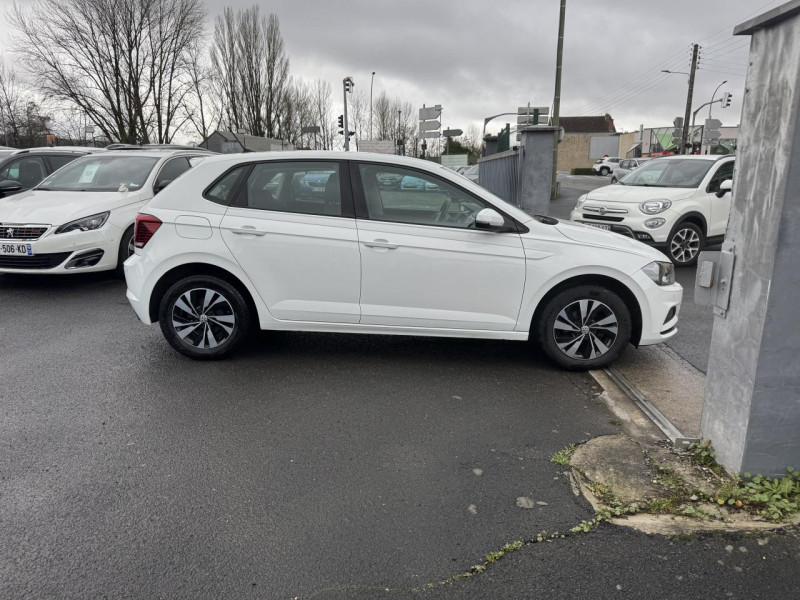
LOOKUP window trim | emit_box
[350,160,526,233]
[227,159,355,219]
[202,163,252,206]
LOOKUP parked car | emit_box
[610,158,650,183]
[124,151,682,370]
[0,147,104,199]
[400,175,438,190]
[0,148,212,276]
[570,155,734,266]
[592,157,623,176]
[462,164,479,183]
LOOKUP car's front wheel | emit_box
[535,285,632,370]
[159,275,251,360]
[667,222,704,267]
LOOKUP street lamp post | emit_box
[370,71,375,141]
[709,80,728,119]
[481,112,517,156]
[690,80,728,152]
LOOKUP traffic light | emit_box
[721,92,732,108]
[337,115,344,135]
[348,131,356,138]
[343,77,354,93]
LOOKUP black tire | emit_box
[535,285,632,371]
[599,167,610,176]
[115,226,135,278]
[159,275,251,360]
[666,221,704,267]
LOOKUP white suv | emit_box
[125,151,683,370]
[592,157,622,176]
[570,155,734,266]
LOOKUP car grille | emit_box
[582,214,625,222]
[0,224,49,240]
[0,252,71,270]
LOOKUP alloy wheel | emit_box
[670,228,700,264]
[552,299,619,360]
[171,288,236,349]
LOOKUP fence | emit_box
[477,148,521,206]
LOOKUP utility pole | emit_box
[370,71,375,141]
[550,0,566,202]
[680,44,700,155]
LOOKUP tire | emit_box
[115,226,135,278]
[666,221,704,267]
[611,176,618,184]
[159,275,251,360]
[600,167,610,176]
[535,285,632,371]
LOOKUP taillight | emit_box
[134,213,162,249]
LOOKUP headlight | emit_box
[642,261,675,286]
[55,212,110,234]
[576,194,588,208]
[639,199,672,214]
[644,218,666,229]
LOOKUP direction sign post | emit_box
[419,120,441,132]
[442,128,463,137]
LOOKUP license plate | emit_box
[583,222,611,231]
[0,243,35,256]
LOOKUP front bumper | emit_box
[0,225,124,274]
[569,207,677,245]
[631,270,683,346]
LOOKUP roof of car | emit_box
[11,146,105,155]
[73,148,213,159]
[650,154,733,161]
[199,150,465,172]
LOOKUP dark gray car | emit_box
[611,158,651,183]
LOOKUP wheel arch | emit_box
[530,274,643,347]
[673,211,708,236]
[148,262,260,326]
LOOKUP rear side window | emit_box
[47,155,80,172]
[204,166,248,205]
[156,157,191,187]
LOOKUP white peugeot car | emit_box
[570,155,734,266]
[124,152,683,370]
[0,148,210,275]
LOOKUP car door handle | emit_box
[363,239,398,249]
[231,226,267,236]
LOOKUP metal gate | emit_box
[477,149,521,206]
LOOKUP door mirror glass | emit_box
[716,178,732,197]
[154,179,172,194]
[475,208,505,230]
[0,179,23,192]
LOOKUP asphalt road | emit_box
[1,272,620,599]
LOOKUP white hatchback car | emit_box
[125,152,683,369]
[0,149,211,275]
[570,155,734,266]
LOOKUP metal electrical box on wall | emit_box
[694,241,736,317]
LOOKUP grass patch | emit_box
[551,444,577,466]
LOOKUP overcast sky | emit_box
[0,0,782,136]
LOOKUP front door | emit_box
[353,163,526,331]
[704,159,735,238]
[220,160,361,323]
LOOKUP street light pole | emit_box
[550,0,567,202]
[370,71,375,141]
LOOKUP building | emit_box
[199,131,295,154]
[556,114,617,172]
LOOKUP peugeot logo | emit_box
[5,227,13,238]
[598,207,607,216]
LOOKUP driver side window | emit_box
[358,164,487,229]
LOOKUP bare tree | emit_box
[312,79,333,150]
[211,7,241,132]
[348,89,369,143]
[373,91,394,141]
[11,0,204,144]
[0,60,25,146]
[184,43,222,142]
[264,13,289,139]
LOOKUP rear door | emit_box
[219,160,362,323]
[352,162,526,331]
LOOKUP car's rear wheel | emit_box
[535,285,632,370]
[667,222,704,267]
[600,167,610,176]
[159,275,251,360]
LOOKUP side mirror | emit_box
[0,179,23,193]
[716,179,732,198]
[154,179,172,194]
[475,208,505,230]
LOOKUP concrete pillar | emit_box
[518,126,558,215]
[701,1,800,476]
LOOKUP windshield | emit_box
[37,156,160,192]
[619,158,714,188]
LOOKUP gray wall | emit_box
[701,3,800,475]
[589,135,619,159]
